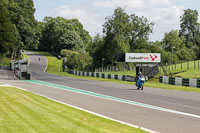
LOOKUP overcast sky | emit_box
[33,0,200,41]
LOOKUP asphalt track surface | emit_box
[1,51,200,133]
[0,68,16,80]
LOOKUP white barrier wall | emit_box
[163,76,169,84]
[94,72,96,77]
[104,74,108,79]
[89,72,92,77]
[189,79,197,88]
[99,73,102,78]
[160,76,199,88]
[69,70,136,82]
[118,75,122,80]
[111,74,114,79]
[175,77,182,86]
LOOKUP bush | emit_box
[61,49,92,71]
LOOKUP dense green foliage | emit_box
[0,0,17,58]
[38,17,92,70]
[7,0,37,49]
[0,0,37,60]
[61,49,92,70]
[39,17,90,53]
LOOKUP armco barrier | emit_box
[69,70,135,82]
[159,76,200,88]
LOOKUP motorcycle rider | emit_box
[136,71,143,90]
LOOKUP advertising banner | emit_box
[125,53,161,63]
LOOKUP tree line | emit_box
[90,8,200,68]
[0,0,36,60]
[0,0,200,71]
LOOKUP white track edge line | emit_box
[28,80,200,119]
[1,83,159,133]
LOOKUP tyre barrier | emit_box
[68,70,135,82]
[159,76,200,88]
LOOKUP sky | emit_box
[33,0,200,41]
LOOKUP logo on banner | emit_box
[149,55,158,61]
[125,53,161,63]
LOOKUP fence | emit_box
[160,60,200,71]
[159,76,200,88]
[95,63,136,72]
[0,66,9,69]
[68,70,135,82]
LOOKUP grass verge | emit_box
[0,86,146,133]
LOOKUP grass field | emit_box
[0,86,146,133]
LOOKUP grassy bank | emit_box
[37,51,62,73]
[21,52,29,60]
[159,60,200,78]
[0,56,10,66]
[0,86,146,133]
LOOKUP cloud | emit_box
[139,5,184,40]
[94,0,184,41]
[94,0,173,9]
[52,0,186,41]
[94,0,144,9]
[53,5,103,36]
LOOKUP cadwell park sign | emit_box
[125,53,161,63]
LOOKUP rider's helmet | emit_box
[138,71,142,76]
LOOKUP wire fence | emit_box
[95,60,200,77]
[95,63,136,72]
[161,60,200,72]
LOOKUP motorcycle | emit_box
[136,76,148,90]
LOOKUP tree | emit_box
[69,19,92,51]
[162,30,183,52]
[87,34,105,68]
[88,34,103,56]
[34,21,45,49]
[0,0,17,58]
[102,7,130,65]
[61,49,92,70]
[40,17,86,53]
[129,14,154,51]
[179,9,200,47]
[7,0,37,49]
[101,7,154,66]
